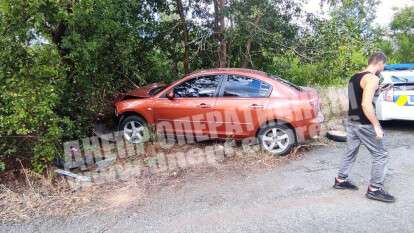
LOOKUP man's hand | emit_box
[374,125,384,139]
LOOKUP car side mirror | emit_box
[166,90,175,99]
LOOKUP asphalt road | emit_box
[2,120,414,233]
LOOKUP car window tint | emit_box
[223,75,271,97]
[174,75,220,98]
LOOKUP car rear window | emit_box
[270,75,303,91]
[391,75,414,84]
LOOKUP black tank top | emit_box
[348,71,372,125]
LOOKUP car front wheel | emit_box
[119,115,150,144]
[258,123,295,156]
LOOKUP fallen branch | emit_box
[17,159,34,193]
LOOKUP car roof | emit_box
[187,68,268,77]
[384,63,414,71]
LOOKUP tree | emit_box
[0,0,170,171]
[391,6,414,33]
[227,0,300,69]
[0,1,66,171]
[391,6,414,63]
[213,0,228,67]
[175,0,191,74]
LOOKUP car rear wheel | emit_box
[119,115,150,144]
[258,123,295,156]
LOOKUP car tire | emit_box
[257,123,296,156]
[326,130,347,142]
[119,115,150,144]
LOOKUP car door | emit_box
[153,75,224,142]
[213,74,272,138]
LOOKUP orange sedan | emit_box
[115,68,324,155]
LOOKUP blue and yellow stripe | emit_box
[393,95,414,106]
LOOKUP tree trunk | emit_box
[241,14,261,68]
[175,0,190,74]
[213,0,227,68]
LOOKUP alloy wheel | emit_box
[261,127,290,154]
[123,120,147,144]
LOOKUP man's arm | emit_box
[361,74,383,138]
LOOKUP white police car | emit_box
[375,64,414,121]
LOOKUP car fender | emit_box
[116,99,155,125]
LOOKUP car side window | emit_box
[222,75,272,97]
[173,75,221,98]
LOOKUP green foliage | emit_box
[391,6,414,32]
[377,6,414,63]
[394,34,414,63]
[0,0,166,172]
[261,0,375,87]
[391,7,414,63]
[264,49,366,87]
[0,161,4,172]
[0,43,65,171]
[226,0,301,68]
[0,1,66,172]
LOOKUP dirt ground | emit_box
[0,136,324,224]
[1,120,414,233]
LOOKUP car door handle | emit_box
[199,103,211,108]
[249,104,264,109]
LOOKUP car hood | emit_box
[113,82,165,104]
[127,82,165,97]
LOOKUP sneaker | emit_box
[366,187,396,203]
[333,177,358,190]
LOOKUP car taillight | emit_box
[383,88,394,102]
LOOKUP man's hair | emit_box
[368,52,387,65]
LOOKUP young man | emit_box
[333,52,395,203]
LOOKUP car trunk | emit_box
[393,83,414,106]
[394,83,414,91]
[376,82,414,106]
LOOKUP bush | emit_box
[263,48,366,87]
[0,43,66,172]
[0,161,4,172]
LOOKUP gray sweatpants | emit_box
[337,120,389,189]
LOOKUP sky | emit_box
[304,0,414,28]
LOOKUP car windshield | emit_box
[391,75,414,84]
[149,86,167,96]
[270,75,303,91]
